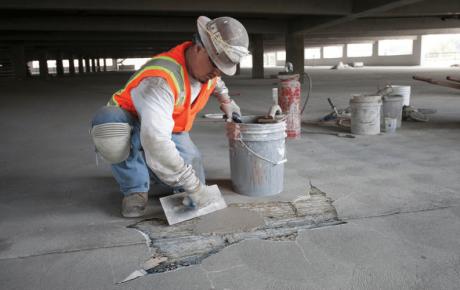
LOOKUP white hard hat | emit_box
[91,122,131,164]
[197,16,249,76]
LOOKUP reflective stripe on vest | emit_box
[107,89,122,107]
[130,56,186,105]
[108,56,186,107]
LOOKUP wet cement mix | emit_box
[131,186,343,274]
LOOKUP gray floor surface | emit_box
[1,67,459,289]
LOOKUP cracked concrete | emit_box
[131,186,341,274]
[1,67,460,289]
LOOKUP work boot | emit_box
[121,192,148,218]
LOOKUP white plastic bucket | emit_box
[382,95,404,128]
[383,117,397,133]
[389,85,411,106]
[226,116,287,197]
[350,95,382,135]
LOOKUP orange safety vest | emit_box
[107,42,217,132]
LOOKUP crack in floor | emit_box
[0,241,146,261]
[344,204,455,221]
[200,263,247,290]
[127,185,344,277]
[199,265,215,289]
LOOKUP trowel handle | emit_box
[327,98,335,109]
[327,98,339,114]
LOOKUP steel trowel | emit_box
[160,184,227,225]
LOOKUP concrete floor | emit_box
[1,67,460,289]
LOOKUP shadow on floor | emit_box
[206,178,233,192]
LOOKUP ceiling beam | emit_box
[374,0,460,17]
[0,31,192,42]
[309,16,460,35]
[0,16,286,34]
[290,0,424,34]
[0,0,350,16]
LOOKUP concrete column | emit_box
[251,34,264,79]
[39,51,49,78]
[285,32,304,77]
[342,44,348,63]
[372,41,378,57]
[235,63,241,76]
[112,58,118,71]
[103,58,107,72]
[77,57,83,74]
[68,56,75,75]
[91,58,96,73]
[413,36,422,65]
[86,58,91,73]
[10,45,28,79]
[56,52,64,76]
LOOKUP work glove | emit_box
[220,99,242,122]
[182,184,210,209]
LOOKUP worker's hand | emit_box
[182,184,209,209]
[220,99,241,122]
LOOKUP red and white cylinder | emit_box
[278,74,301,139]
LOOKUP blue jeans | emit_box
[91,106,206,196]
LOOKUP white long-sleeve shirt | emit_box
[131,76,229,192]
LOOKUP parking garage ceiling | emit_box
[1,0,460,58]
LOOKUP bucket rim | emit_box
[228,115,287,127]
[383,95,404,101]
[350,95,382,103]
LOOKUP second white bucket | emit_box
[382,95,404,128]
[350,95,382,135]
[389,85,411,106]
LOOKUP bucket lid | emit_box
[350,95,382,103]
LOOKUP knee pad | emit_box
[90,122,132,164]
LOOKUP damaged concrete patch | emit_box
[131,186,343,274]
[192,207,265,234]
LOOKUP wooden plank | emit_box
[413,75,460,90]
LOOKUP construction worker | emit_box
[90,16,249,217]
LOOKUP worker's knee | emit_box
[90,107,138,164]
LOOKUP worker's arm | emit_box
[214,77,241,119]
[213,77,229,101]
[131,77,201,193]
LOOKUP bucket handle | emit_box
[237,139,287,166]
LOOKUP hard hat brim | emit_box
[197,16,237,76]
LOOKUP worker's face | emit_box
[191,45,221,83]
